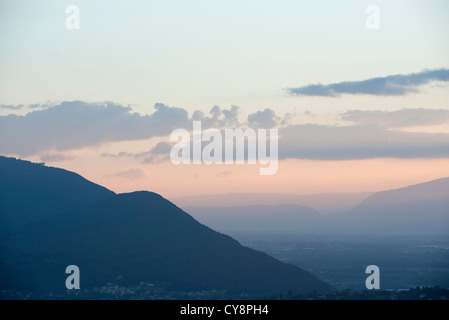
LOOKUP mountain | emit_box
[184,178,449,236]
[185,204,325,234]
[340,177,449,234]
[0,157,333,298]
[172,192,373,215]
[1,192,333,297]
[0,156,115,231]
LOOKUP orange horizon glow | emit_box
[19,154,449,199]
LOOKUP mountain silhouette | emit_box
[0,157,333,298]
[0,156,115,231]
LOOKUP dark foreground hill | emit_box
[0,156,115,230]
[0,158,333,298]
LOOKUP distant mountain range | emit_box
[0,156,333,298]
[173,192,373,215]
[339,177,449,235]
[184,178,449,236]
[186,204,325,234]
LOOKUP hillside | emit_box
[0,156,115,230]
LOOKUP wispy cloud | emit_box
[0,103,56,111]
[287,69,449,97]
[112,168,147,180]
[0,104,24,110]
[279,124,449,160]
[341,109,449,128]
[101,152,137,158]
[143,142,172,164]
[40,153,76,162]
[216,171,233,177]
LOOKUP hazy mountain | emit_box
[172,192,374,215]
[339,177,449,235]
[185,204,325,234]
[185,178,449,236]
[0,157,333,297]
[0,156,115,231]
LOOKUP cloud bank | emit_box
[0,101,189,156]
[1,101,448,162]
[287,69,449,97]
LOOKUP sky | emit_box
[1,0,449,197]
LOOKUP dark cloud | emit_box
[341,108,449,128]
[247,108,280,128]
[287,69,449,97]
[0,101,189,156]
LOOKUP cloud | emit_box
[102,142,172,164]
[192,105,240,128]
[216,171,233,177]
[341,108,449,128]
[40,153,75,162]
[101,152,136,158]
[28,103,56,110]
[304,111,316,118]
[136,124,449,163]
[0,101,189,156]
[113,168,147,180]
[0,104,24,110]
[287,69,449,97]
[0,103,56,112]
[3,100,448,162]
[279,124,449,160]
[143,142,172,164]
[247,108,280,128]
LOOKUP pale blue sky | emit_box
[1,0,448,117]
